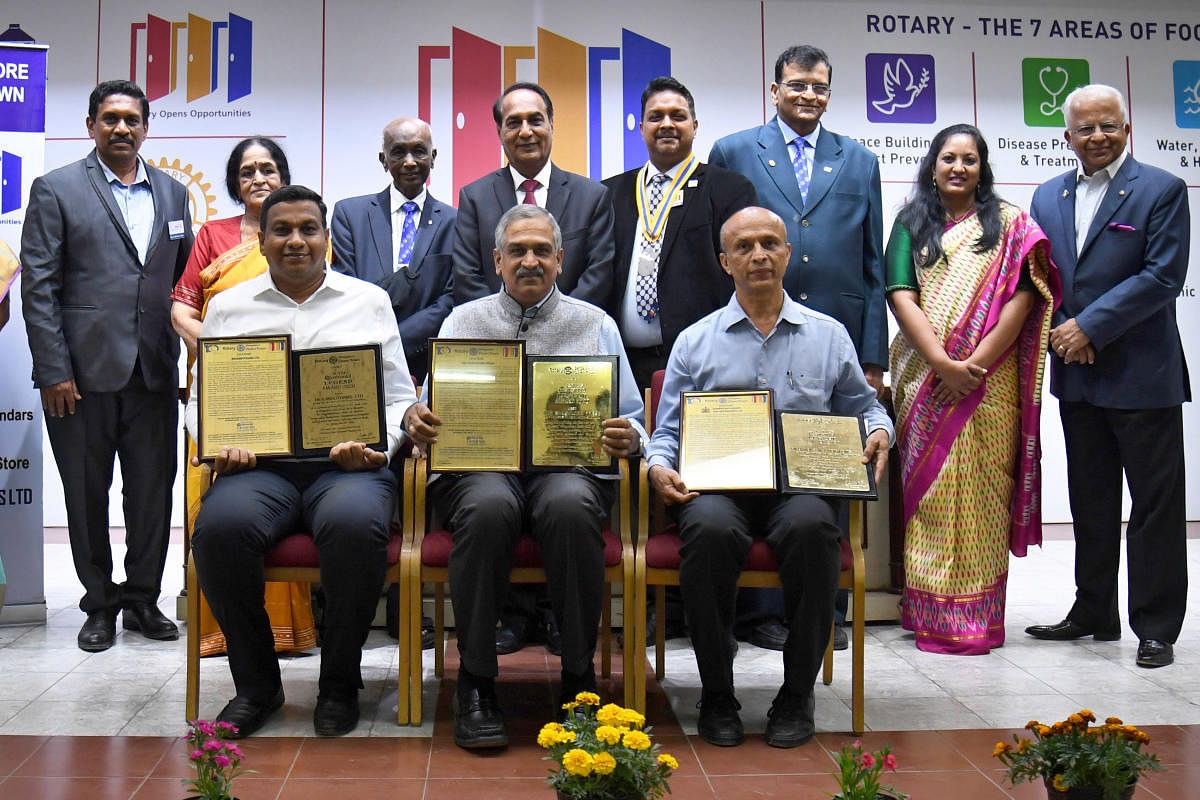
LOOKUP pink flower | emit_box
[225,744,244,760]
[214,754,233,768]
[883,754,898,770]
[853,739,862,749]
[203,738,223,751]
[860,752,876,768]
[195,721,216,736]
[188,750,204,761]
[215,721,238,733]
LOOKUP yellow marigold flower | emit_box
[992,742,1012,757]
[562,748,594,777]
[1036,725,1052,737]
[1024,720,1041,731]
[622,730,652,750]
[1079,709,1096,723]
[1067,713,1084,727]
[1018,739,1032,754]
[657,753,679,770]
[1052,774,1069,792]
[561,701,580,711]
[595,725,623,746]
[556,731,577,744]
[1105,716,1123,726]
[575,692,601,706]
[592,751,617,775]
[596,703,624,726]
[618,708,646,729]
[537,722,565,748]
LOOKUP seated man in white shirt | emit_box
[184,185,418,738]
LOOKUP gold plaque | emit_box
[777,411,877,499]
[428,339,525,472]
[294,345,386,457]
[679,390,775,491]
[197,336,292,459]
[526,355,618,474]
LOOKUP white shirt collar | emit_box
[389,183,427,215]
[509,160,553,194]
[1077,148,1128,184]
[98,155,149,187]
[777,118,821,150]
[248,263,341,303]
[643,156,690,184]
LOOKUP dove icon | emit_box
[872,57,931,115]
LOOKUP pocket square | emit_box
[1107,223,1136,232]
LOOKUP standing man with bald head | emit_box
[1027,85,1190,669]
[332,117,456,380]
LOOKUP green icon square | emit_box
[1022,58,1091,127]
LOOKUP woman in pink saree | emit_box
[888,124,1060,655]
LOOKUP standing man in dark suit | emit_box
[21,80,193,652]
[604,77,756,391]
[709,45,885,650]
[331,117,455,381]
[1026,84,1190,669]
[451,82,615,308]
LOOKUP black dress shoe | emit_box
[1136,639,1174,668]
[495,619,532,655]
[1024,618,1120,641]
[697,691,744,747]
[122,602,180,641]
[541,611,562,657]
[314,691,360,736]
[453,686,508,749]
[747,619,789,651]
[765,687,815,748]
[833,625,848,651]
[78,609,117,652]
[216,687,285,739]
[422,616,435,650]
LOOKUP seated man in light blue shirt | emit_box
[645,206,892,749]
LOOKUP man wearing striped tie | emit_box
[331,117,456,382]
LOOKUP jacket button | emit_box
[801,219,809,227]
[799,293,808,301]
[802,255,809,263]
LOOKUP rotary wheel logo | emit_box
[147,157,218,232]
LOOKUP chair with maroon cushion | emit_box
[401,458,637,725]
[633,369,866,733]
[184,460,416,725]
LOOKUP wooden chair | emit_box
[184,462,415,724]
[631,370,866,733]
[400,457,637,724]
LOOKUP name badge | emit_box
[670,191,684,208]
[168,220,186,240]
[637,255,658,276]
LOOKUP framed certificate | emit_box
[197,336,387,460]
[525,355,618,475]
[427,339,525,472]
[776,411,877,499]
[679,390,775,491]
[197,335,293,459]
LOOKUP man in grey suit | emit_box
[331,117,455,381]
[1026,85,1190,669]
[709,45,885,650]
[21,80,193,652]
[451,82,615,308]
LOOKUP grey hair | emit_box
[1062,84,1128,129]
[494,204,562,252]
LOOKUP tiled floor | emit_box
[0,530,1196,798]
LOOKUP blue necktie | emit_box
[396,201,419,268]
[791,137,810,204]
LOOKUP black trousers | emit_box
[192,462,396,702]
[430,471,614,678]
[44,365,177,613]
[1060,401,1188,642]
[675,493,840,695]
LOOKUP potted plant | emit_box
[993,710,1164,800]
[183,719,251,800]
[540,692,676,800]
[830,739,908,800]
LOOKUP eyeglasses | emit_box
[780,81,831,97]
[1070,122,1122,137]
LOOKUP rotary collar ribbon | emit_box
[636,155,700,243]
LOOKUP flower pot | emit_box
[1043,779,1136,800]
[555,791,643,800]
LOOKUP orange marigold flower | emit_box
[1052,774,1070,792]
[1018,739,1033,754]
[1105,716,1123,726]
[1025,720,1041,730]
[992,742,1012,757]
[1079,709,1096,722]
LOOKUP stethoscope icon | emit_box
[1039,66,1070,116]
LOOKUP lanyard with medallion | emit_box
[635,156,700,276]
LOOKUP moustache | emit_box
[516,266,545,279]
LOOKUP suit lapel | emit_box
[1078,158,1138,261]
[143,166,169,264]
[409,196,442,269]
[1055,173,1077,267]
[369,188,393,272]
[657,163,703,264]
[85,152,139,259]
[545,164,570,220]
[757,118,805,216]
[803,130,843,213]
[491,168,517,215]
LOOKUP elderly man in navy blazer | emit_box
[331,117,455,380]
[1026,84,1190,669]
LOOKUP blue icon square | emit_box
[865,54,936,124]
[1174,61,1200,129]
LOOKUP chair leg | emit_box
[600,583,611,679]
[654,585,666,681]
[409,579,424,725]
[185,562,201,722]
[851,591,865,735]
[395,572,410,726]
[433,583,445,679]
[823,624,834,685]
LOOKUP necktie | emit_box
[520,179,540,205]
[791,137,810,204]
[635,173,671,322]
[395,201,419,269]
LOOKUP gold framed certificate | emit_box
[679,390,775,491]
[197,335,292,459]
[526,355,618,475]
[427,339,525,472]
[776,411,877,499]
[293,344,386,457]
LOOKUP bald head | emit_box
[720,206,787,253]
[719,206,791,295]
[379,117,435,198]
